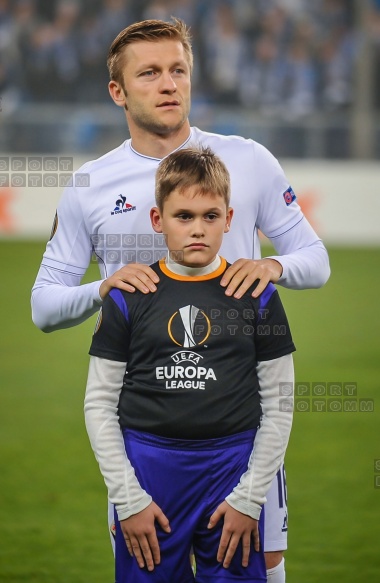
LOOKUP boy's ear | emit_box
[224,207,234,232]
[150,207,163,232]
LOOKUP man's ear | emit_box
[150,207,163,232]
[108,80,127,108]
[224,207,234,232]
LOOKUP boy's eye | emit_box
[177,213,192,220]
[205,213,218,220]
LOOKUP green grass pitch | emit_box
[0,241,379,582]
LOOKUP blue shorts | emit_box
[114,428,266,583]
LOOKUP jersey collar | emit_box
[159,255,227,281]
[128,129,193,161]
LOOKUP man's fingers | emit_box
[118,270,158,293]
[220,258,283,298]
[220,260,247,287]
[227,272,260,299]
[222,261,261,298]
[102,264,160,297]
[250,276,270,299]
[126,265,160,285]
[116,278,149,294]
[123,264,160,281]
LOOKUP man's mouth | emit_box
[157,100,180,107]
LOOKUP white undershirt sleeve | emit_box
[84,356,152,521]
[225,354,294,520]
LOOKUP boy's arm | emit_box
[208,354,293,567]
[225,353,294,519]
[85,355,170,570]
[84,355,152,518]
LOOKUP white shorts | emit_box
[108,463,288,554]
[264,465,288,552]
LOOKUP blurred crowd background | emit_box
[1,0,380,157]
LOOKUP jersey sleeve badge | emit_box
[283,186,296,206]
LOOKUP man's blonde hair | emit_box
[155,146,231,211]
[107,18,193,86]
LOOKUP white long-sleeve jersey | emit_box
[31,127,330,332]
[84,354,294,522]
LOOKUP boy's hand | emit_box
[120,502,171,571]
[208,501,259,568]
[220,258,282,299]
[100,264,160,298]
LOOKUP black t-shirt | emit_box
[89,258,295,439]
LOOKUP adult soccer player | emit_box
[85,145,295,582]
[31,18,330,582]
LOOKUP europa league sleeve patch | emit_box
[283,186,297,206]
[93,308,103,334]
[49,211,58,240]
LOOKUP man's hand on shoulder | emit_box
[221,258,283,299]
[99,263,160,299]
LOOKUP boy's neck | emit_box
[165,254,221,276]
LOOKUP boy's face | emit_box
[151,187,233,267]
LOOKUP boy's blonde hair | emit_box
[155,146,231,211]
[107,18,193,86]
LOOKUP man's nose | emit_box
[159,71,177,93]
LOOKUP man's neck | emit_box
[128,121,192,159]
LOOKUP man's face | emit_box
[151,188,233,268]
[118,39,191,137]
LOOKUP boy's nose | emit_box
[191,219,205,237]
